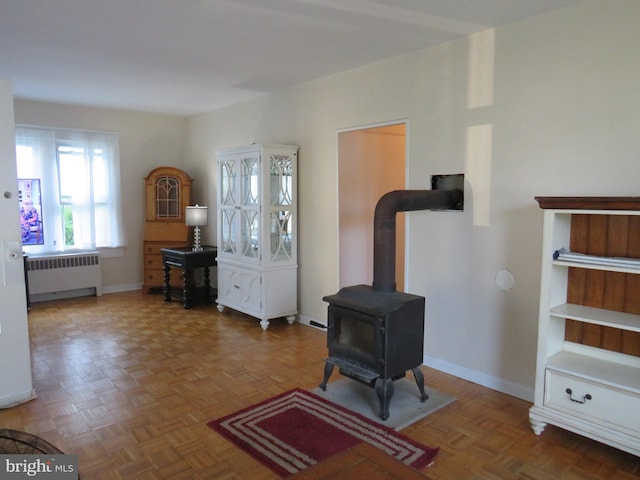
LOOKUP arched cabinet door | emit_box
[143,167,193,293]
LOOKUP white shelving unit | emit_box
[215,144,299,330]
[529,197,640,457]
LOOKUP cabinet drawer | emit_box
[144,270,165,285]
[144,254,164,269]
[545,370,640,433]
[144,244,165,255]
[144,242,185,255]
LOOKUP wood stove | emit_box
[320,189,463,420]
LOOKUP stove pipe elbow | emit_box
[372,189,463,292]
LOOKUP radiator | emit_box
[27,251,102,301]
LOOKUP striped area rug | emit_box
[208,388,439,477]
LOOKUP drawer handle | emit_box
[565,388,592,404]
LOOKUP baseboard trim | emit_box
[0,388,37,409]
[103,283,142,294]
[423,354,533,402]
[30,287,96,303]
[297,315,327,330]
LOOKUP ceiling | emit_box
[0,0,581,116]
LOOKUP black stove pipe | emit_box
[373,189,463,293]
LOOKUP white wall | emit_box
[185,0,640,399]
[13,100,189,291]
[0,79,34,407]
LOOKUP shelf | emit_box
[547,349,640,394]
[553,260,640,274]
[552,250,640,274]
[550,303,640,333]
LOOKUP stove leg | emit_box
[319,362,334,391]
[374,377,393,420]
[411,367,429,402]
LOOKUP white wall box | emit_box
[216,144,299,330]
[530,197,640,457]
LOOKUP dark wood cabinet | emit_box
[143,167,193,293]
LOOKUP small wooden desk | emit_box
[161,246,217,309]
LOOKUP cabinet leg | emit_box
[529,416,547,435]
[217,304,225,313]
[204,266,212,303]
[162,264,171,302]
[182,268,193,309]
[260,319,270,330]
[286,314,296,324]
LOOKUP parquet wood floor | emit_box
[1,291,637,479]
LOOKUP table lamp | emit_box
[185,205,208,251]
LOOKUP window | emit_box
[15,126,125,253]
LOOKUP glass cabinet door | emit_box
[219,158,238,255]
[154,176,181,219]
[218,146,296,266]
[220,158,238,207]
[240,155,260,260]
[220,208,237,255]
[144,166,192,224]
[269,153,294,262]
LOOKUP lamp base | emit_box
[192,226,204,252]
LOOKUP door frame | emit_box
[336,119,409,290]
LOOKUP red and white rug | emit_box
[208,388,439,477]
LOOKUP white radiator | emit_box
[27,251,102,302]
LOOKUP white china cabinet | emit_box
[216,144,299,330]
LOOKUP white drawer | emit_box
[545,370,640,434]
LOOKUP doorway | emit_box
[338,122,406,291]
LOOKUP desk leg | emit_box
[203,266,212,303]
[182,268,193,309]
[163,263,171,302]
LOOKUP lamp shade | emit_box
[185,205,208,227]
